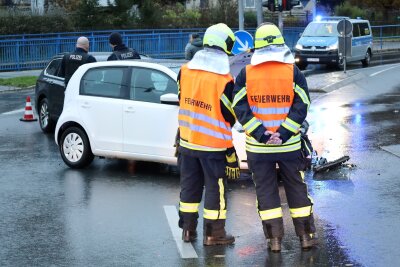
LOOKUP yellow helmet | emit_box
[254,23,285,49]
[203,23,236,54]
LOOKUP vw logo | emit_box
[311,46,316,50]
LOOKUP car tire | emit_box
[362,50,371,67]
[39,98,55,133]
[60,127,94,168]
[336,58,344,70]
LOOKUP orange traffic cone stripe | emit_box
[20,96,37,122]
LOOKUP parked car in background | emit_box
[294,17,373,69]
[54,60,248,170]
[34,52,149,133]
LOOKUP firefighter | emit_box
[232,23,317,252]
[177,23,240,246]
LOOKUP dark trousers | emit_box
[248,156,315,238]
[178,153,228,236]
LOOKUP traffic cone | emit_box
[20,96,37,122]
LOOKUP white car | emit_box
[55,60,247,169]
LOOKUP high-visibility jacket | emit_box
[246,62,294,133]
[178,64,233,151]
[239,61,304,154]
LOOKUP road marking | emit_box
[369,64,400,77]
[163,205,198,259]
[321,73,359,91]
[1,108,25,115]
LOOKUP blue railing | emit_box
[1,25,399,71]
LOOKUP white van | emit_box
[294,17,373,69]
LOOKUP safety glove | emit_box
[225,147,240,180]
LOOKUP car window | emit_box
[130,67,177,103]
[45,58,62,77]
[80,67,126,98]
[359,23,371,36]
[352,24,360,37]
[302,23,339,37]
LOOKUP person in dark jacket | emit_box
[184,33,203,60]
[107,32,141,61]
[59,36,96,86]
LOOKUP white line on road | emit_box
[1,108,25,115]
[163,205,198,259]
[370,64,400,77]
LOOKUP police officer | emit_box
[232,23,317,252]
[177,23,240,246]
[107,32,140,61]
[59,36,96,86]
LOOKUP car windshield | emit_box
[302,22,339,37]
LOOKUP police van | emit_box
[294,17,373,69]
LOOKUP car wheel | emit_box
[362,50,371,67]
[336,58,344,70]
[60,127,94,168]
[39,98,55,133]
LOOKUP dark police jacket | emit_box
[107,44,141,61]
[59,48,96,86]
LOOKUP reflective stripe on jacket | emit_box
[245,62,300,153]
[179,64,233,150]
[246,62,294,133]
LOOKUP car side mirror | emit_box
[160,93,179,105]
[299,32,303,38]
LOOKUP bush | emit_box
[244,11,257,28]
[335,2,366,19]
[0,14,73,34]
[162,3,201,28]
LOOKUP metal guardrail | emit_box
[0,25,399,71]
[371,25,400,51]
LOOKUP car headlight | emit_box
[295,44,303,50]
[327,42,338,50]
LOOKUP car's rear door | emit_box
[79,66,128,151]
[123,66,178,160]
[39,58,65,118]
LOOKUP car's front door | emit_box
[123,66,178,160]
[79,67,128,151]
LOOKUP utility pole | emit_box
[238,0,244,30]
[278,12,283,33]
[311,0,316,21]
[256,0,263,26]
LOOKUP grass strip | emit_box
[0,76,37,88]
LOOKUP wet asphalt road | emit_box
[1,63,400,266]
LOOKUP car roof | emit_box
[51,52,152,61]
[315,17,370,24]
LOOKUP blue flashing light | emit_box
[315,15,322,22]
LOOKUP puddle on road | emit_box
[313,165,355,181]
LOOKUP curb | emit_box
[0,85,35,94]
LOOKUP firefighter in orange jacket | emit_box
[232,23,317,252]
[177,23,240,246]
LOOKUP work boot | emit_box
[299,233,318,250]
[203,233,235,246]
[267,237,282,253]
[182,230,197,242]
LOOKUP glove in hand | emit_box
[225,147,240,180]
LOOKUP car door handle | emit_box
[124,107,135,113]
[81,102,91,108]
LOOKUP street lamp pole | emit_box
[238,0,244,30]
[256,0,263,26]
